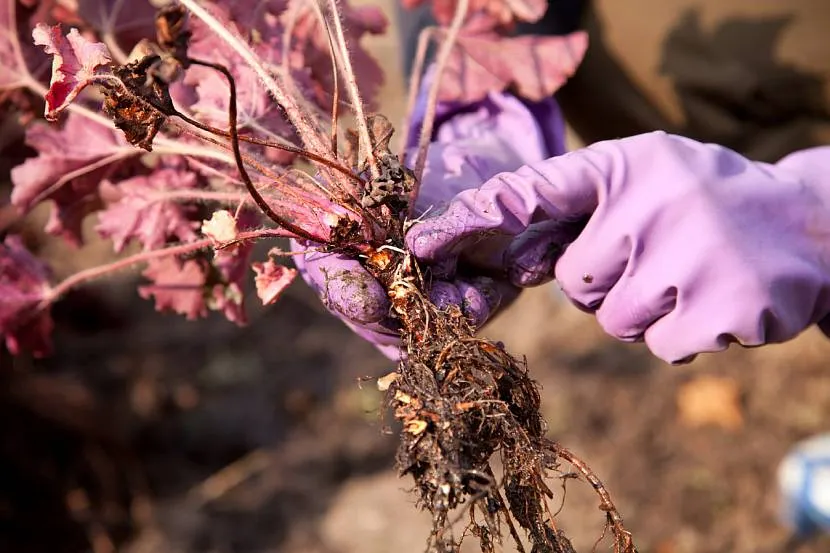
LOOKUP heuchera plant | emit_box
[0,0,587,358]
[0,3,649,553]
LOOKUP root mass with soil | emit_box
[361,200,637,553]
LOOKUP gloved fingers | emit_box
[643,310,736,365]
[641,288,771,364]
[413,135,534,218]
[595,276,678,342]
[406,135,639,274]
[506,219,585,287]
[296,249,391,326]
[405,199,490,279]
[427,277,519,329]
[341,319,403,361]
[547,139,689,311]
[553,222,637,311]
[456,277,515,328]
[375,343,404,360]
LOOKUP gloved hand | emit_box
[293,77,567,359]
[407,131,830,363]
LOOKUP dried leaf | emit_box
[32,23,112,120]
[201,209,238,244]
[102,57,173,151]
[204,208,260,324]
[0,235,54,357]
[676,375,744,431]
[438,31,588,104]
[251,248,297,306]
[96,168,200,253]
[377,371,399,391]
[405,419,428,435]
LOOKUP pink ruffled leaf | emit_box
[138,209,260,325]
[438,30,588,104]
[285,0,387,111]
[76,0,158,54]
[182,1,296,148]
[252,249,297,306]
[1,0,35,90]
[10,112,138,246]
[138,257,209,321]
[402,0,547,27]
[0,235,55,357]
[32,23,113,121]
[96,169,200,253]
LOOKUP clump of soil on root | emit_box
[366,251,637,553]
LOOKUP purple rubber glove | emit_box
[293,72,567,359]
[407,131,830,363]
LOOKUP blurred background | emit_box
[2,1,830,552]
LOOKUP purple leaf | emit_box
[1,0,42,91]
[0,235,54,357]
[438,31,589,104]
[76,0,157,54]
[31,23,112,121]
[183,3,294,140]
[138,210,260,325]
[96,169,200,253]
[289,0,387,111]
[138,256,208,321]
[10,111,138,246]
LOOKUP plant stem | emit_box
[102,32,129,64]
[192,58,330,243]
[152,190,246,204]
[321,0,378,178]
[311,0,340,156]
[168,95,362,185]
[410,0,469,210]
[43,228,293,306]
[398,27,434,156]
[24,79,236,165]
[44,238,213,305]
[100,0,129,63]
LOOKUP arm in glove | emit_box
[293,82,568,359]
[406,131,830,363]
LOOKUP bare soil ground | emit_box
[3,263,830,553]
[3,2,830,552]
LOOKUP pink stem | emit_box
[410,0,470,210]
[398,27,434,155]
[153,190,247,204]
[42,228,294,306]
